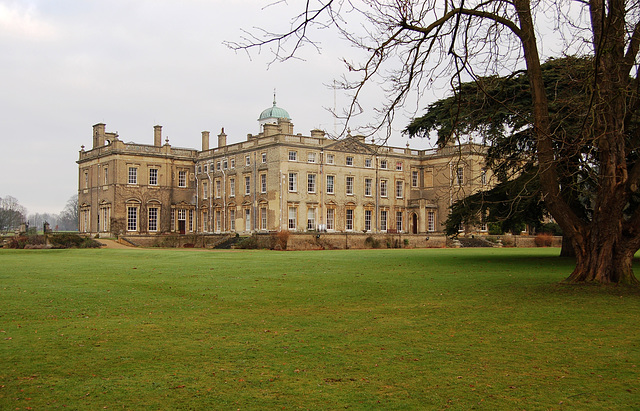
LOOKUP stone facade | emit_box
[78,104,490,237]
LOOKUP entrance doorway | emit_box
[411,213,418,234]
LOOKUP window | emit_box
[245,209,251,231]
[215,179,221,198]
[178,170,187,187]
[127,206,137,231]
[245,155,251,166]
[364,209,372,231]
[100,206,111,232]
[396,162,403,171]
[177,209,186,232]
[229,178,235,197]
[198,165,202,174]
[289,151,297,161]
[396,180,404,198]
[204,164,208,173]
[456,167,464,185]
[326,208,335,230]
[128,167,137,184]
[307,173,316,193]
[104,168,108,185]
[308,152,316,163]
[260,207,267,230]
[346,209,353,231]
[288,206,297,230]
[189,209,193,232]
[223,159,228,169]
[229,208,236,231]
[364,178,372,196]
[326,175,335,194]
[346,176,354,195]
[365,158,372,168]
[84,171,89,189]
[288,173,298,192]
[216,161,221,171]
[346,156,354,166]
[380,179,388,197]
[412,171,419,187]
[262,153,267,163]
[260,174,267,193]
[202,211,208,232]
[396,211,403,232]
[428,211,436,232]
[148,207,158,232]
[327,154,335,164]
[307,208,316,230]
[202,181,208,199]
[230,158,235,169]
[380,159,388,169]
[380,210,388,231]
[148,169,157,186]
[245,176,251,195]
[215,210,221,232]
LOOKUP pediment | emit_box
[324,135,375,154]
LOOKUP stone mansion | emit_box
[77,101,489,237]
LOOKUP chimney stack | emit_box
[218,128,227,148]
[154,125,162,147]
[202,131,210,151]
[93,123,106,148]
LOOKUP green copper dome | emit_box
[259,97,290,121]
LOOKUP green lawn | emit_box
[0,248,638,409]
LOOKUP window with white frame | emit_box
[364,209,372,231]
[245,209,251,231]
[223,159,228,169]
[245,176,251,195]
[308,152,316,163]
[288,173,297,192]
[412,171,419,187]
[288,206,297,230]
[216,161,221,171]
[262,153,267,163]
[364,178,372,196]
[127,206,138,231]
[198,165,202,174]
[326,175,335,194]
[346,176,354,195]
[204,164,208,173]
[260,207,267,230]
[148,207,158,232]
[178,170,187,187]
[396,162,403,171]
[380,210,388,231]
[326,208,335,230]
[327,154,335,164]
[229,208,236,231]
[365,158,372,168]
[202,181,208,199]
[307,173,316,193]
[380,159,388,169]
[215,210,221,232]
[100,206,110,232]
[245,155,251,166]
[380,179,388,197]
[288,151,297,161]
[346,156,354,166]
[128,167,137,184]
[215,179,221,198]
[230,158,235,169]
[307,208,316,230]
[229,178,235,197]
[346,209,354,231]
[84,171,89,188]
[396,180,404,198]
[428,211,435,232]
[456,167,464,185]
[189,210,193,232]
[202,211,208,232]
[396,211,403,232]
[104,167,108,185]
[260,174,267,193]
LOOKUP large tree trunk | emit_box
[567,234,639,285]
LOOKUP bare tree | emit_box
[228,1,640,285]
[58,195,79,231]
[0,196,27,233]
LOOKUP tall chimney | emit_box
[202,131,210,151]
[93,123,106,148]
[154,125,162,147]
[218,128,227,148]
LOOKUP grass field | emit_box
[0,248,638,409]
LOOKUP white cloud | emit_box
[0,1,58,40]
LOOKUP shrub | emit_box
[276,230,290,250]
[235,236,258,249]
[6,236,28,249]
[541,222,563,236]
[534,233,554,247]
[364,236,381,248]
[50,233,102,249]
[488,223,503,235]
[403,238,410,247]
